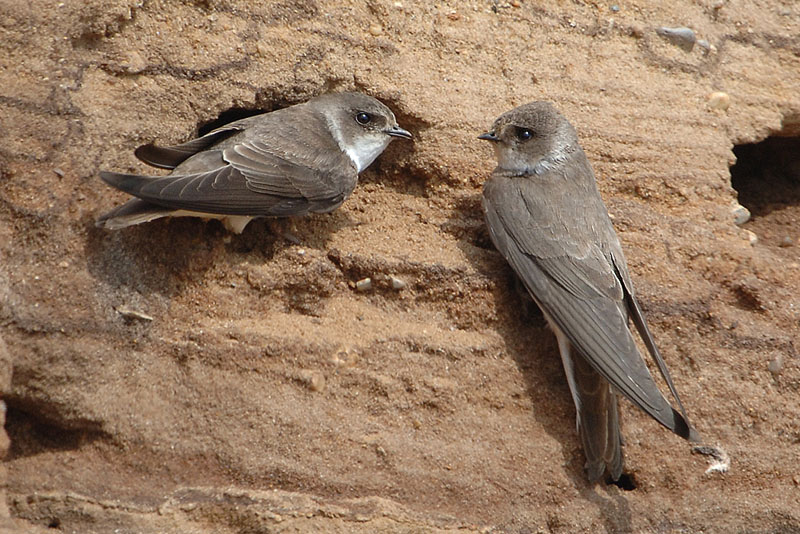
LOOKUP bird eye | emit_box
[355,112,372,125]
[517,128,533,141]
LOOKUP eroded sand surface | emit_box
[1,1,800,532]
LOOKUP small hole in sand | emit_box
[197,107,267,136]
[730,132,800,248]
[608,472,637,491]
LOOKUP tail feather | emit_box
[572,350,624,482]
[99,170,157,197]
[133,123,242,169]
[553,325,623,481]
[96,198,172,230]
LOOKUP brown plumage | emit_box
[97,92,412,233]
[480,102,700,482]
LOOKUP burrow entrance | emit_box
[730,118,800,249]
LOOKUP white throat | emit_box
[325,114,391,173]
[343,135,391,173]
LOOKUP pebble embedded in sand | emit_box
[119,50,146,73]
[731,203,750,225]
[298,370,326,392]
[390,276,407,290]
[656,26,696,52]
[332,348,358,368]
[743,229,758,245]
[779,236,794,248]
[356,277,372,292]
[369,24,383,36]
[708,91,730,110]
[767,354,784,375]
[310,372,326,392]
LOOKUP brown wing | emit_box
[100,105,358,217]
[482,172,698,441]
[134,125,243,169]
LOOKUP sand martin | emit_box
[97,92,412,233]
[479,102,700,482]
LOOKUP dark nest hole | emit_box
[608,472,637,491]
[198,107,267,136]
[730,130,800,248]
[195,93,322,135]
[4,403,106,460]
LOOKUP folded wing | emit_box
[483,177,697,440]
[101,109,358,217]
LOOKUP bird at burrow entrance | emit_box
[97,92,412,233]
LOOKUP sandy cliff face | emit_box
[1,0,799,532]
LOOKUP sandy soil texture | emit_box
[2,0,800,532]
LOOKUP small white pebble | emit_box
[731,202,750,225]
[309,372,326,392]
[369,24,383,36]
[708,91,730,111]
[356,278,372,292]
[390,276,407,290]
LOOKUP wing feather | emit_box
[134,125,243,169]
[483,177,695,439]
[100,106,358,217]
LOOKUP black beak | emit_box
[387,125,413,140]
[478,132,499,142]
